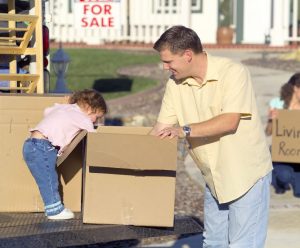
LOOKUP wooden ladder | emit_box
[0,0,44,93]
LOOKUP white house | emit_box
[48,0,300,46]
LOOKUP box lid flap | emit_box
[57,130,87,166]
[0,94,65,110]
[96,126,152,135]
[86,127,177,171]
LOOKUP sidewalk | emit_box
[266,189,300,248]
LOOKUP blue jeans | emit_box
[23,138,64,216]
[272,162,300,197]
[203,173,271,248]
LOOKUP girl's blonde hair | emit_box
[69,89,107,114]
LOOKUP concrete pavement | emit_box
[266,191,300,248]
[142,50,300,248]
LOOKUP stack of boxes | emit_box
[0,94,177,227]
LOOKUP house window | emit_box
[153,0,202,14]
[191,0,203,13]
[270,0,274,28]
[165,0,169,13]
[219,0,233,27]
[68,0,73,13]
[153,0,178,14]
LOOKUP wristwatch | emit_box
[182,125,191,137]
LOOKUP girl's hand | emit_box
[268,108,279,120]
[266,108,279,136]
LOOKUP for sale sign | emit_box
[74,0,121,29]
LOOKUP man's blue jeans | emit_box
[23,138,64,216]
[203,172,271,248]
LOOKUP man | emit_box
[151,25,272,247]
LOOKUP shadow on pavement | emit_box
[93,78,133,92]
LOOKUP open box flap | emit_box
[96,126,152,135]
[87,127,177,171]
[57,130,88,166]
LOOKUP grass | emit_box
[49,49,160,100]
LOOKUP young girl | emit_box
[265,73,300,197]
[23,89,107,220]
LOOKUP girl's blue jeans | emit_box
[272,162,300,197]
[203,172,271,248]
[23,138,64,216]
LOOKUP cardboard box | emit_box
[272,110,300,163]
[0,94,83,212]
[83,126,177,227]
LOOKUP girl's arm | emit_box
[265,108,279,136]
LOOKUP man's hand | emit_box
[150,122,182,139]
[157,127,184,139]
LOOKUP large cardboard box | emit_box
[272,110,300,163]
[83,126,177,227]
[0,94,83,212]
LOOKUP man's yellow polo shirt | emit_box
[157,53,273,203]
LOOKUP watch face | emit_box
[183,126,191,136]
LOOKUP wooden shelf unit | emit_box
[0,0,44,93]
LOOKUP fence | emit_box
[48,0,208,45]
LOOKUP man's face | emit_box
[159,49,190,80]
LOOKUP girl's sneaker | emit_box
[48,208,74,220]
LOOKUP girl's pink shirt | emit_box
[30,103,95,154]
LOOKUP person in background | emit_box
[23,89,107,220]
[265,73,300,197]
[151,25,272,247]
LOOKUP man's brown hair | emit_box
[153,25,203,54]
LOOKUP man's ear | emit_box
[184,49,193,63]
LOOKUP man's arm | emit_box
[189,113,241,138]
[153,113,241,139]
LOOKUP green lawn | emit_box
[49,49,160,100]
